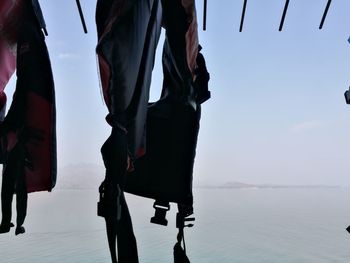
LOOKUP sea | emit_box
[1,188,350,263]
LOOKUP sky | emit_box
[6,0,350,186]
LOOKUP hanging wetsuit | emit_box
[96,1,209,262]
[0,0,56,234]
[96,0,162,261]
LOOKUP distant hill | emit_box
[196,181,256,189]
[54,165,341,190]
[198,181,341,189]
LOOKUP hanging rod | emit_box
[279,0,290,31]
[239,0,247,32]
[203,0,207,31]
[319,0,332,29]
[200,1,335,32]
[76,0,88,34]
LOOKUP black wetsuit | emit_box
[0,0,48,232]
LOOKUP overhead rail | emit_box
[319,0,332,29]
[76,0,88,33]
[239,0,248,32]
[279,0,290,31]
[202,0,334,31]
[203,0,207,31]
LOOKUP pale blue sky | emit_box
[6,0,350,185]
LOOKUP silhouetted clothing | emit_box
[99,129,139,263]
[174,242,190,263]
[96,1,203,262]
[0,0,56,231]
[105,191,138,263]
[1,143,27,227]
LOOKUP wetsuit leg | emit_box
[6,142,26,227]
[116,191,138,263]
[1,144,27,229]
[0,162,16,227]
[105,217,118,263]
[15,165,27,228]
[101,128,138,263]
[101,128,128,188]
[104,193,138,263]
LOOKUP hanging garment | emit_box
[0,0,22,94]
[125,0,204,211]
[125,4,209,261]
[96,0,162,262]
[96,1,209,262]
[0,0,56,193]
[96,0,162,159]
[0,0,56,235]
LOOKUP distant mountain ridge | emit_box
[198,181,341,189]
[54,164,341,190]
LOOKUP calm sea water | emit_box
[1,188,350,262]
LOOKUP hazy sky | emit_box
[6,0,350,186]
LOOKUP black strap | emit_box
[98,128,138,263]
[174,228,190,263]
[174,205,195,263]
[98,182,139,263]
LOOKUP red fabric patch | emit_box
[0,40,16,92]
[0,0,24,91]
